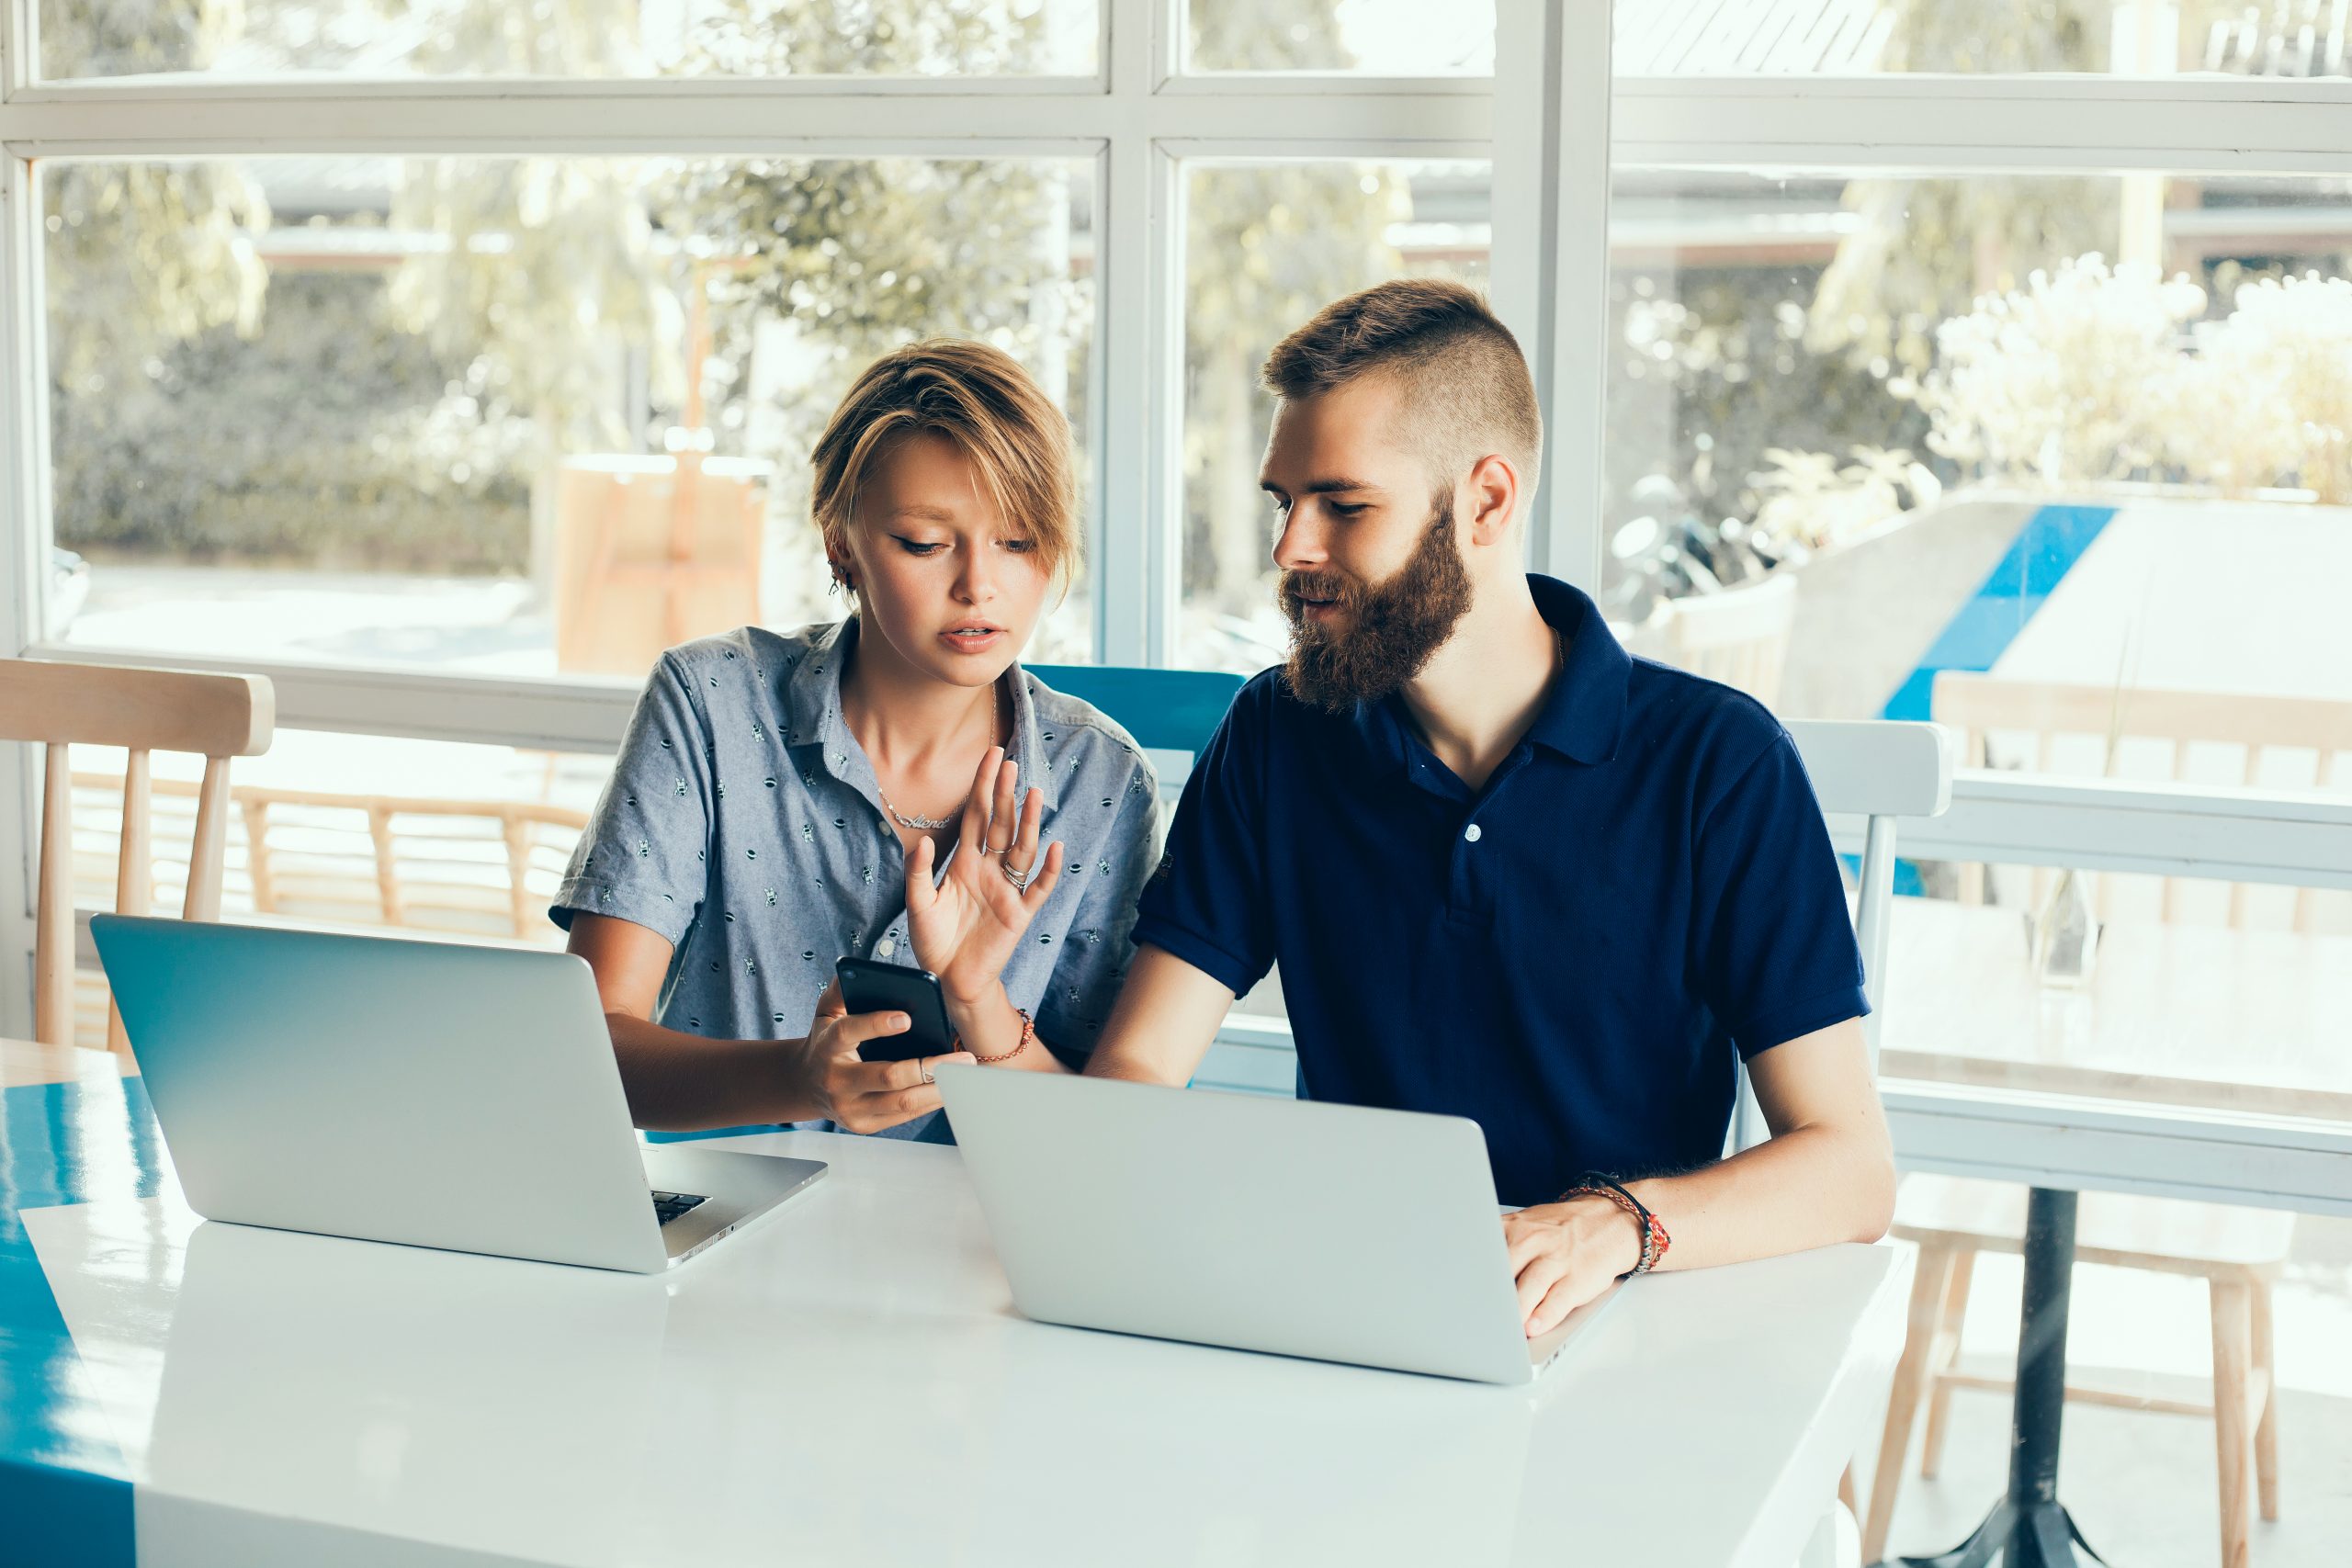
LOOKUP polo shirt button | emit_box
[1464,824,1483,843]
[876,938,898,957]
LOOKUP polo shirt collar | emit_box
[1346,573,1631,772]
[784,615,1057,814]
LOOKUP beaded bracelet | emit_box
[1563,1172,1670,1276]
[965,1006,1033,1066]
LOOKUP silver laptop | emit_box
[936,1067,1620,1384]
[92,914,825,1273]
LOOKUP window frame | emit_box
[4,3,2350,1211]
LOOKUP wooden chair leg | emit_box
[2210,1280,2255,1568]
[1861,1243,1954,1565]
[2251,1280,2279,1524]
[1918,1246,1976,1480]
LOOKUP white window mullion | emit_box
[1,152,50,1032]
[1491,0,1611,590]
[1092,0,1177,667]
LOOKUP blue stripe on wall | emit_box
[1869,503,2117,896]
[1,1077,149,1568]
[1880,503,2117,723]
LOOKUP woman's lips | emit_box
[940,626,1005,653]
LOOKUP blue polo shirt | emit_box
[1131,574,1867,1205]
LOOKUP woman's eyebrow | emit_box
[885,503,958,522]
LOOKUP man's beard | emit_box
[1279,493,1475,714]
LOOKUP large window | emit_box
[9,5,2352,1181]
[43,0,1101,80]
[47,153,1098,675]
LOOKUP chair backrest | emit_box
[1931,671,2352,929]
[1657,572,1800,705]
[1723,719,1955,1152]
[0,659,273,1048]
[1783,718,1955,1056]
[1025,663,1249,774]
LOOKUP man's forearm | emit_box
[1623,1121,1895,1274]
[605,1012,821,1131]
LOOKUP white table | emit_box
[21,1127,1911,1568]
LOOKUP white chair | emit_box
[1657,572,1801,706]
[1757,720,1958,1562]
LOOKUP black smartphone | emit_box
[835,956,957,1064]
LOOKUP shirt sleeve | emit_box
[1692,730,1871,1058]
[1032,751,1163,1070]
[549,651,717,945]
[1127,682,1275,998]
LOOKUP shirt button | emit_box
[1464,824,1483,843]
[876,939,897,958]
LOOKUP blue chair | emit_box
[646,663,1247,1143]
[1025,663,1246,760]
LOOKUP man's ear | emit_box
[1463,452,1521,548]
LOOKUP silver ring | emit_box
[920,1059,935,1085]
[1000,861,1035,893]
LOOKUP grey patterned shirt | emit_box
[551,616,1160,1140]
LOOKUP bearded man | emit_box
[1084,278,1895,1337]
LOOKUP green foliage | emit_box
[54,272,531,571]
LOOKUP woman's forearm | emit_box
[603,1011,822,1131]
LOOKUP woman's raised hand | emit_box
[905,746,1066,1005]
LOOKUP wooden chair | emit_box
[1655,571,1800,706]
[0,659,273,1051]
[1931,672,2352,926]
[1857,671,2330,1566]
[1868,1177,2290,1568]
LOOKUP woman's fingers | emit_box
[821,1007,910,1061]
[1013,784,1044,863]
[905,832,936,908]
[1019,839,1066,910]
[989,754,1020,852]
[959,746,1006,857]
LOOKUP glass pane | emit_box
[44,0,1097,81]
[46,154,1096,675]
[69,730,611,1048]
[1615,0,2352,78]
[1178,159,1491,674]
[1605,167,2352,795]
[1880,862,2351,1130]
[1184,0,1493,73]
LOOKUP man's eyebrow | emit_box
[1258,478,1385,496]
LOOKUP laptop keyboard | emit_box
[650,1190,709,1226]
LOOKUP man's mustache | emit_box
[1278,572,1360,617]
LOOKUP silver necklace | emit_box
[875,680,1007,832]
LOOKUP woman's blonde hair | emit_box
[809,339,1080,597]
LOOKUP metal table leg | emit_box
[1892,1187,2106,1568]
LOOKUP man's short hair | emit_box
[1261,278,1543,502]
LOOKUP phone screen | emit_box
[835,957,957,1063]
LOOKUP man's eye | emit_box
[1329,502,1369,519]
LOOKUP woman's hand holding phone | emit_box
[906,746,1066,1009]
[794,979,974,1134]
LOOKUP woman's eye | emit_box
[894,537,944,557]
[1000,537,1038,554]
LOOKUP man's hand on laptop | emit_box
[797,980,975,1134]
[1502,1198,1645,1337]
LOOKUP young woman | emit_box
[553,341,1159,1140]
